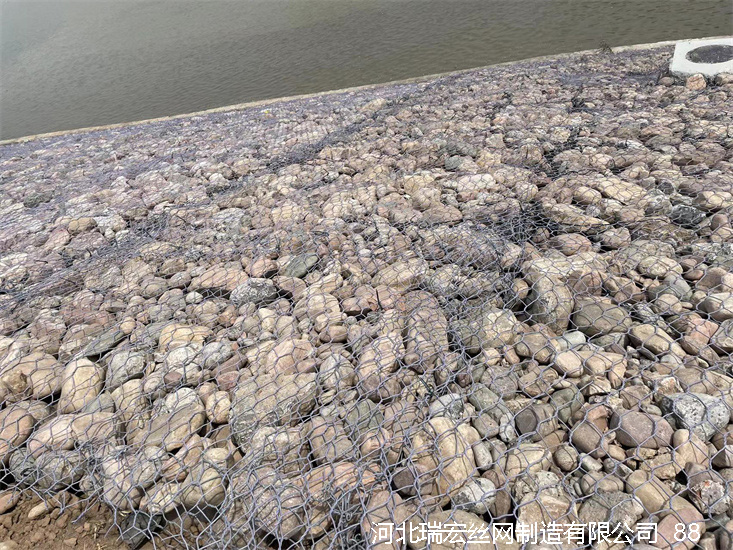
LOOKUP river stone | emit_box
[72,411,120,446]
[18,400,53,423]
[637,255,683,278]
[552,350,584,377]
[650,274,692,302]
[141,481,181,515]
[231,469,304,541]
[26,414,75,457]
[659,393,729,441]
[451,477,497,514]
[501,443,552,478]
[553,444,579,471]
[8,448,38,488]
[609,410,674,449]
[551,387,584,424]
[514,403,558,440]
[355,333,403,397]
[128,446,166,489]
[204,391,230,424]
[200,341,233,368]
[400,290,449,370]
[302,461,378,509]
[230,278,278,306]
[549,233,592,255]
[570,420,604,455]
[372,258,428,291]
[7,352,64,399]
[578,491,644,530]
[344,400,383,442]
[80,327,127,357]
[58,358,105,413]
[516,492,577,531]
[180,448,229,508]
[293,291,341,326]
[230,372,319,448]
[428,393,465,420]
[409,417,478,497]
[711,319,733,352]
[513,331,558,363]
[0,490,20,515]
[281,253,319,278]
[157,323,211,353]
[670,204,706,228]
[189,266,247,291]
[162,344,200,371]
[672,429,710,469]
[572,296,632,336]
[82,390,115,414]
[467,384,516,442]
[656,507,705,550]
[133,388,206,451]
[111,379,147,425]
[524,271,573,334]
[393,462,435,498]
[471,413,499,439]
[263,337,315,375]
[471,441,493,471]
[628,324,685,356]
[100,446,163,510]
[308,415,353,464]
[699,292,733,321]
[361,490,411,550]
[451,307,520,354]
[35,450,84,491]
[106,349,147,391]
[625,471,675,514]
[579,471,624,495]
[0,404,37,463]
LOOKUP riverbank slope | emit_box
[0,43,732,550]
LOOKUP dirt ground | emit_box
[0,496,125,550]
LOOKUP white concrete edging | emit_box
[670,37,733,78]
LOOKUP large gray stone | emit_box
[230,278,278,306]
[659,392,730,441]
[578,491,644,530]
[230,373,319,448]
[281,253,318,278]
[451,477,497,514]
[451,307,520,354]
[525,272,573,334]
[106,349,147,391]
[572,296,632,336]
[609,410,673,449]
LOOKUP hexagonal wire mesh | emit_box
[0,44,732,550]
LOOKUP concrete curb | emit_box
[2,35,730,147]
[670,37,733,78]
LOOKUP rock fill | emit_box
[0,46,732,550]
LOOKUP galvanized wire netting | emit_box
[0,45,733,550]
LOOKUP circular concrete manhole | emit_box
[685,44,733,64]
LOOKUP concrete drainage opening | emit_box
[685,44,733,64]
[671,37,733,78]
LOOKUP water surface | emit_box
[1,0,731,140]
